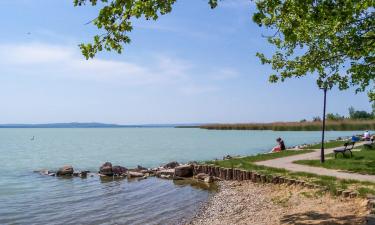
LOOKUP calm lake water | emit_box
[0,128,360,225]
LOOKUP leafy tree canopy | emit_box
[74,0,374,100]
[326,113,344,121]
[348,106,374,119]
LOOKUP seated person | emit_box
[364,130,371,141]
[271,137,286,152]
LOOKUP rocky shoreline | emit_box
[34,161,219,184]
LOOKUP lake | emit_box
[0,128,360,225]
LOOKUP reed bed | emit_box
[199,120,375,131]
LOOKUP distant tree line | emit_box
[303,103,375,122]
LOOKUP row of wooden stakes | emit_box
[193,164,316,186]
[193,164,359,198]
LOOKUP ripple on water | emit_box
[0,173,215,225]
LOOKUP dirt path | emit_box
[188,181,368,225]
[255,143,375,182]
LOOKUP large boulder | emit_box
[99,162,113,176]
[174,165,193,177]
[56,165,74,176]
[112,166,128,176]
[163,161,180,169]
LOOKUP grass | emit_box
[204,148,375,197]
[205,150,313,175]
[295,144,375,175]
[196,119,375,131]
[271,191,292,207]
[302,140,348,149]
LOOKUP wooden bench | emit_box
[364,139,374,149]
[333,142,355,158]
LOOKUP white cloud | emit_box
[0,43,72,65]
[0,42,191,86]
[0,42,240,94]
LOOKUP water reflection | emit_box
[173,178,218,192]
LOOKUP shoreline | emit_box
[31,133,367,225]
[185,136,373,224]
[187,181,369,225]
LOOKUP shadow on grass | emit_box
[280,211,364,225]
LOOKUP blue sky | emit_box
[0,0,371,124]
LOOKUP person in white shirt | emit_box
[364,130,371,141]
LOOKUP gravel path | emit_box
[255,143,375,182]
[188,181,368,225]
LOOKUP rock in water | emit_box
[99,162,113,176]
[79,171,89,178]
[187,161,198,165]
[56,165,74,176]
[195,173,209,180]
[136,165,148,171]
[127,171,144,178]
[204,176,213,183]
[156,169,175,178]
[37,169,50,175]
[174,165,193,177]
[112,166,128,176]
[163,161,180,169]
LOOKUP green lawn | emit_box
[303,140,348,149]
[205,150,313,175]
[295,144,375,175]
[204,148,375,197]
[210,149,314,164]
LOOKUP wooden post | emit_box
[217,167,221,177]
[260,175,266,183]
[228,168,233,180]
[252,173,257,182]
[219,168,224,179]
[236,169,241,181]
[224,169,229,180]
